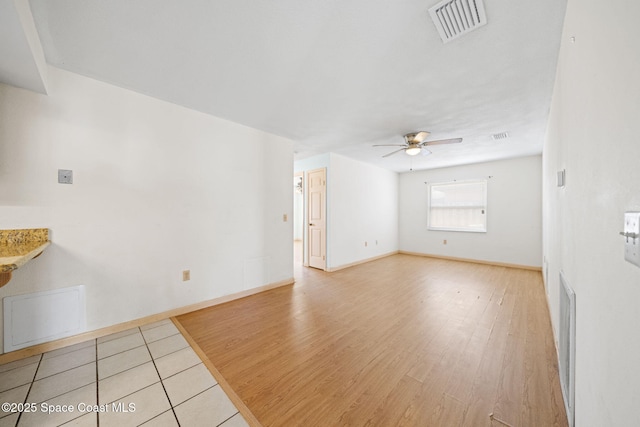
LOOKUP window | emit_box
[428,180,487,232]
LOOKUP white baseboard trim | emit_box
[398,251,542,271]
[326,251,399,272]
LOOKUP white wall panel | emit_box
[0,67,293,353]
[399,156,542,268]
[543,1,640,424]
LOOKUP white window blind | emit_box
[428,180,487,232]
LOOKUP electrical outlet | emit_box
[443,239,447,245]
[283,214,288,222]
[364,241,368,247]
[182,270,190,281]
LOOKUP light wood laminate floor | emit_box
[177,254,567,427]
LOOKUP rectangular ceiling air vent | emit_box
[428,0,487,43]
[491,131,509,140]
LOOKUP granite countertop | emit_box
[0,228,50,274]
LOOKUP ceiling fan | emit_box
[374,131,462,158]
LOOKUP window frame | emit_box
[427,179,488,233]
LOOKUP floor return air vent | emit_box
[559,272,576,427]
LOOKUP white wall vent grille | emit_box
[559,272,576,427]
[428,0,487,43]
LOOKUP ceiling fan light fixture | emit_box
[405,145,421,156]
[374,131,462,158]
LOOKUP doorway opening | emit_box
[293,173,304,267]
[293,167,327,272]
[306,168,326,270]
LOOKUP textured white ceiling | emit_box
[19,0,566,172]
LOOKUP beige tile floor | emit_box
[0,319,249,427]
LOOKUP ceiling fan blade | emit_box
[382,148,406,158]
[413,131,430,143]
[372,144,407,147]
[404,131,430,144]
[423,137,463,146]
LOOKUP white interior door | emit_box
[307,168,326,270]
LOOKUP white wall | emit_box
[328,153,398,269]
[294,153,398,270]
[399,156,542,268]
[0,67,294,353]
[543,1,640,425]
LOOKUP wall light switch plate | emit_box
[58,169,73,184]
[623,212,640,267]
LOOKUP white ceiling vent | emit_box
[491,131,509,140]
[428,0,487,43]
